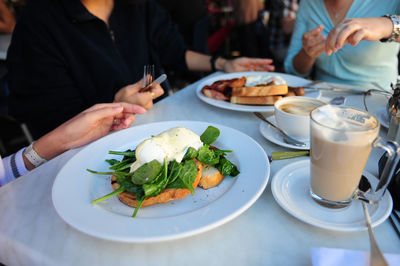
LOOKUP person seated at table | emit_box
[0,0,15,34]
[6,0,275,140]
[0,102,146,187]
[284,0,399,90]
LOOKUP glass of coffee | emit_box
[310,105,400,208]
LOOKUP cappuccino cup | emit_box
[310,105,400,208]
[274,97,325,139]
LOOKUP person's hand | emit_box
[326,17,393,55]
[222,57,275,72]
[27,103,146,169]
[301,25,326,59]
[114,78,164,110]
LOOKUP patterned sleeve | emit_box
[0,147,29,187]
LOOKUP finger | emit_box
[309,41,326,56]
[335,25,361,50]
[349,30,364,46]
[303,25,323,40]
[148,83,164,99]
[242,58,274,65]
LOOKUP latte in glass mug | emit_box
[309,105,385,208]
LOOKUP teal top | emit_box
[284,0,400,90]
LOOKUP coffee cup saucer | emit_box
[259,116,310,150]
[271,159,392,231]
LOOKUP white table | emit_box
[0,73,399,266]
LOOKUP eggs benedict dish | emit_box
[89,126,240,217]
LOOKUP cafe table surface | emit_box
[1,72,399,266]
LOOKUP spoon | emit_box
[359,176,388,266]
[254,112,307,147]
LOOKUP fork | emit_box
[141,64,154,91]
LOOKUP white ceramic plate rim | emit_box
[259,116,310,150]
[196,72,321,112]
[52,121,270,243]
[271,159,392,231]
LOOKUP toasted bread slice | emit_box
[112,159,203,208]
[198,164,224,189]
[232,84,288,96]
[230,95,283,105]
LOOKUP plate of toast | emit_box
[196,72,321,112]
[52,121,270,243]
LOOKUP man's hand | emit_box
[222,57,275,72]
[114,78,164,110]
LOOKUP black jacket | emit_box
[7,0,187,138]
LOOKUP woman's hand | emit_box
[325,17,394,55]
[301,25,326,59]
[27,103,146,169]
[222,57,275,72]
[114,78,164,110]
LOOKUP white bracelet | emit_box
[23,142,47,167]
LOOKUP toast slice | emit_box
[112,159,203,208]
[198,164,224,189]
[232,84,288,96]
[230,95,283,105]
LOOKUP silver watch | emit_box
[381,15,400,42]
[23,142,47,167]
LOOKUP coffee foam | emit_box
[312,105,377,131]
[311,105,379,144]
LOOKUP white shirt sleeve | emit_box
[0,147,30,187]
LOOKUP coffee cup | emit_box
[310,105,400,208]
[274,96,325,139]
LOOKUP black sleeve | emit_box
[146,0,188,72]
[6,14,86,139]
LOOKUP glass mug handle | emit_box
[356,139,400,204]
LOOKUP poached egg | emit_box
[130,127,203,172]
[245,75,286,87]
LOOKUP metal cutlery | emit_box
[254,112,307,147]
[389,209,400,239]
[140,74,167,93]
[362,201,389,266]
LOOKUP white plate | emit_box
[373,107,389,129]
[52,121,270,242]
[259,116,310,150]
[271,159,392,231]
[196,72,321,112]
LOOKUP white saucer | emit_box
[373,107,389,129]
[259,116,310,150]
[271,159,393,231]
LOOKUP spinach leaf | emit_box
[167,160,198,194]
[183,147,198,160]
[131,160,162,185]
[197,144,219,165]
[109,158,135,171]
[200,126,220,145]
[143,158,169,197]
[216,157,240,177]
[167,160,182,185]
[105,159,119,166]
[109,149,136,159]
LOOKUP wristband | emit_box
[381,15,400,42]
[23,142,47,167]
[210,54,219,72]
